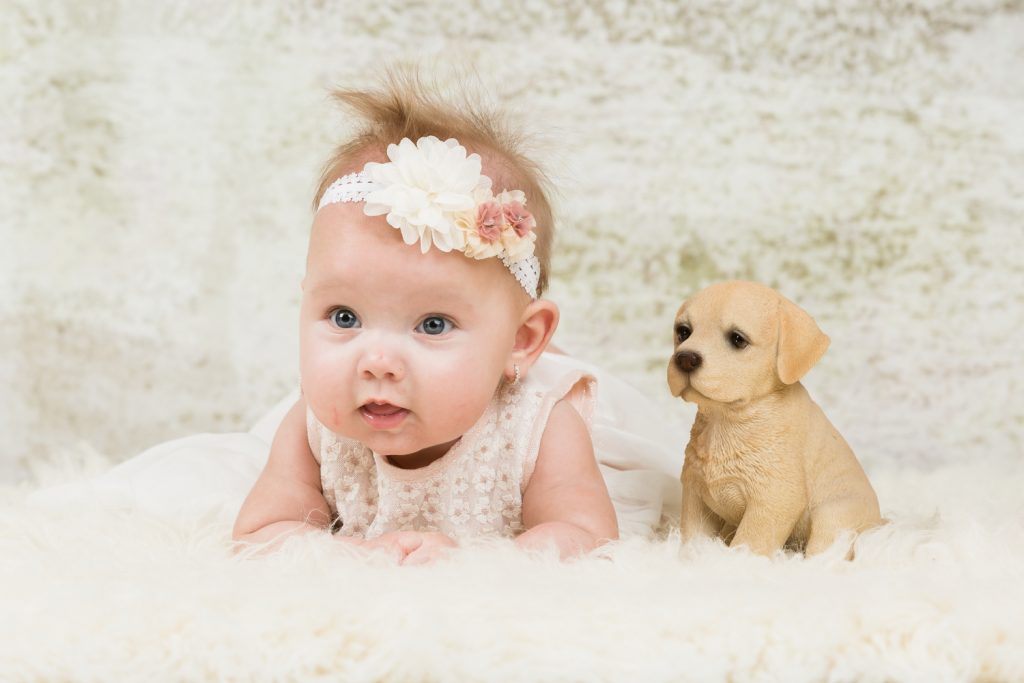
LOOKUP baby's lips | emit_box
[358,401,410,431]
[361,402,406,417]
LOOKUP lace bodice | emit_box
[306,369,595,540]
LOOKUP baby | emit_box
[232,74,619,563]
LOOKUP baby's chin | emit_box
[372,435,462,469]
[353,419,464,457]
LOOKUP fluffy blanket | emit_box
[3,453,1024,681]
[3,0,1023,680]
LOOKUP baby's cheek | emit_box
[301,349,348,413]
[422,354,500,423]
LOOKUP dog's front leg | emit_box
[730,499,804,555]
[680,462,724,541]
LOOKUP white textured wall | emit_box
[2,1,1022,483]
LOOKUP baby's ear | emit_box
[775,295,830,385]
[509,300,560,379]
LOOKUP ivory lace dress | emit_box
[305,364,596,540]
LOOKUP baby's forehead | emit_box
[305,204,517,302]
[307,201,400,255]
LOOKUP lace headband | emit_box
[317,136,541,299]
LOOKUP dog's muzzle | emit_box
[673,350,702,373]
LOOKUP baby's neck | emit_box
[384,437,461,470]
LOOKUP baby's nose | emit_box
[357,340,406,381]
[673,350,702,373]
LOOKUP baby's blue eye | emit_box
[416,316,453,336]
[330,308,360,329]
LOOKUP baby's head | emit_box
[300,71,559,465]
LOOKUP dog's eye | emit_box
[729,332,749,350]
[675,324,691,343]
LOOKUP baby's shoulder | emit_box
[539,399,593,454]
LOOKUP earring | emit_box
[512,364,521,385]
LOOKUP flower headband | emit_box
[317,136,542,299]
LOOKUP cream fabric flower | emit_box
[363,136,492,253]
[501,227,537,263]
[495,189,537,263]
[460,201,505,260]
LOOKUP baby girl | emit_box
[231,75,621,563]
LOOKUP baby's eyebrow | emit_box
[304,278,477,311]
[305,279,351,296]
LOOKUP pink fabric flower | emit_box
[476,201,504,243]
[502,201,535,237]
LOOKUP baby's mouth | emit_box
[359,402,410,430]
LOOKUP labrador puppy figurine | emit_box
[667,281,880,556]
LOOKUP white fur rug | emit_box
[4,453,1024,682]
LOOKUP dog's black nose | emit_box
[674,351,702,373]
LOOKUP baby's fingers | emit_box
[361,539,404,563]
[400,546,441,566]
[419,532,458,548]
[401,540,456,566]
[363,532,423,561]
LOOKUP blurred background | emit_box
[2,0,1022,484]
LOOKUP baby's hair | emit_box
[314,66,555,296]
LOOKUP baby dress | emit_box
[306,362,596,540]
[29,352,683,538]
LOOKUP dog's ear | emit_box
[775,296,830,385]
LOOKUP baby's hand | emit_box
[361,531,458,565]
[401,532,458,566]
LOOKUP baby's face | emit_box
[300,202,525,463]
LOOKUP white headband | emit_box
[317,136,542,299]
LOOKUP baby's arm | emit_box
[232,396,342,549]
[517,400,618,558]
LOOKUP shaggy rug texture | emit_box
[3,453,1024,682]
[3,0,1023,681]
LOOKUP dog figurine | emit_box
[667,281,880,556]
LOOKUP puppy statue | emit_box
[667,281,880,556]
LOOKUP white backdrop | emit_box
[2,0,1022,483]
